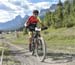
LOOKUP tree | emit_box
[63,0,75,27]
[53,0,63,28]
[44,12,52,27]
[44,0,75,28]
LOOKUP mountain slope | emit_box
[0,15,29,31]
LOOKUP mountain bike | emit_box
[30,27,47,62]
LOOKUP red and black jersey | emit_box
[27,16,39,24]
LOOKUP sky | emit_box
[0,0,65,23]
[29,0,65,3]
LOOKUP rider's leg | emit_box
[29,31,33,51]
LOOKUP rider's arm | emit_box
[24,17,31,27]
[37,17,44,27]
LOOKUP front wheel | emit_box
[35,37,47,62]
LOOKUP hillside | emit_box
[42,27,75,53]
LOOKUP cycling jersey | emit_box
[26,16,41,31]
[28,16,39,24]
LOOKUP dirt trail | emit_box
[0,37,75,65]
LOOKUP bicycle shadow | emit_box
[44,52,75,64]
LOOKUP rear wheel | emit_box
[35,37,46,62]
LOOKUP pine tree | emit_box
[54,0,63,28]
[44,12,52,27]
[44,0,75,28]
[63,0,75,27]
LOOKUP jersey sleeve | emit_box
[37,17,42,23]
[27,16,32,22]
[25,16,32,26]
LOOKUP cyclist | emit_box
[24,10,44,51]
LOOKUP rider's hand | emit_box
[24,23,28,28]
[41,23,45,27]
[41,24,48,30]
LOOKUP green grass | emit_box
[41,27,75,53]
[12,33,28,45]
[42,27,75,41]
[4,27,75,54]
[3,56,21,65]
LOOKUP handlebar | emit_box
[35,26,48,32]
[41,26,48,30]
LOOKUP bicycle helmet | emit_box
[33,10,39,15]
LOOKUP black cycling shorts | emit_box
[28,23,37,31]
